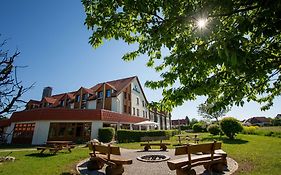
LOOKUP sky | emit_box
[0,1,280,120]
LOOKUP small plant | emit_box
[220,117,243,139]
[98,127,115,143]
[207,124,221,135]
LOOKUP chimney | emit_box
[42,87,52,99]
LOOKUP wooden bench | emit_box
[88,142,132,175]
[167,141,227,175]
[140,136,170,151]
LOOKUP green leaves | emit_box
[82,0,281,112]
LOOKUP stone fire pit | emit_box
[137,154,170,162]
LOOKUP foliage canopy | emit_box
[198,102,230,122]
[82,0,281,112]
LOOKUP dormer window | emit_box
[106,89,111,97]
[75,95,80,102]
[98,91,103,98]
[60,100,64,107]
[82,94,88,101]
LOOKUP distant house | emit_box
[276,114,281,119]
[244,117,271,126]
[171,119,187,128]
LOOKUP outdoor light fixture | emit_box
[197,18,207,29]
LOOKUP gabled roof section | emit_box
[27,100,41,105]
[42,97,57,104]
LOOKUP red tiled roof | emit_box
[9,108,147,124]
[27,100,41,105]
[0,119,11,127]
[43,97,57,104]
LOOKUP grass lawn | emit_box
[117,134,281,175]
[0,134,280,175]
[0,147,89,175]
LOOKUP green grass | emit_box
[117,133,281,175]
[0,147,89,175]
[0,134,280,175]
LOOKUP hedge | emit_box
[116,129,179,143]
[98,127,115,143]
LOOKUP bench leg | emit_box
[87,157,105,170]
[105,164,124,175]
[160,145,167,151]
[39,149,46,154]
[144,145,151,151]
[176,167,196,175]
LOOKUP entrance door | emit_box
[12,123,35,144]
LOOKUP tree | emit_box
[0,37,32,118]
[198,102,230,122]
[82,0,281,112]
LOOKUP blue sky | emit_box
[0,1,280,120]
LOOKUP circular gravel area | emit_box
[77,148,238,175]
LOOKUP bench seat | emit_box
[90,153,133,165]
[140,143,170,146]
[167,153,223,170]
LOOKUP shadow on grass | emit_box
[25,153,57,158]
[0,144,35,149]
[201,136,249,144]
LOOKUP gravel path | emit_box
[77,148,238,175]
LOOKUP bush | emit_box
[242,126,258,135]
[116,129,174,143]
[207,124,221,135]
[98,127,115,143]
[220,117,243,139]
[192,122,207,132]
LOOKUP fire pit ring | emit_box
[137,154,170,162]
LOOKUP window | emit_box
[142,100,145,107]
[143,111,145,117]
[60,100,64,107]
[82,94,87,101]
[133,107,135,115]
[106,89,111,97]
[98,91,103,98]
[136,97,139,105]
[128,94,131,100]
[124,92,127,99]
[137,109,139,116]
[75,95,80,102]
[128,106,131,114]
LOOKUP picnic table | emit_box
[37,140,75,154]
[174,134,189,145]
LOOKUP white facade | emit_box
[32,121,50,145]
[6,120,108,145]
[130,78,148,118]
[87,100,97,109]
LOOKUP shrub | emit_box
[220,117,243,139]
[98,127,115,143]
[242,126,258,135]
[207,124,221,135]
[192,122,207,132]
[116,130,173,143]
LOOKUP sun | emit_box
[197,18,207,29]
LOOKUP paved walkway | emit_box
[77,148,238,175]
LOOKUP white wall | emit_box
[131,78,148,118]
[87,100,97,109]
[32,121,50,145]
[111,96,122,113]
[6,123,15,144]
[91,121,103,139]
